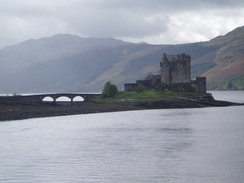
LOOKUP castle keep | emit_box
[124,53,206,93]
[161,53,191,84]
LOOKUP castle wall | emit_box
[124,83,137,92]
[137,80,151,88]
[191,77,206,93]
[124,75,161,91]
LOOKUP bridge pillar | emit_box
[53,96,57,104]
[82,95,87,101]
[70,95,74,105]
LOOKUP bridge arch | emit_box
[42,96,54,102]
[56,96,71,102]
[73,96,84,102]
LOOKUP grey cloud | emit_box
[0,0,243,48]
[90,0,244,11]
[60,7,169,38]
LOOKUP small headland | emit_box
[0,91,243,121]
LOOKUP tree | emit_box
[102,81,118,98]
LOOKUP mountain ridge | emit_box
[0,34,130,72]
[0,26,243,93]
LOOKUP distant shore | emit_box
[0,97,243,121]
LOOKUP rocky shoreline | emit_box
[0,96,243,121]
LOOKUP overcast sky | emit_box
[0,0,244,48]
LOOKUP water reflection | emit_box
[0,105,243,182]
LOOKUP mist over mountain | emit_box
[0,26,243,93]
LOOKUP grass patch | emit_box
[93,90,202,102]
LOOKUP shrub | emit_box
[102,81,118,98]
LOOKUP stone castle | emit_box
[124,53,206,93]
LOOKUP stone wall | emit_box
[191,77,207,93]
[124,75,161,92]
[124,83,137,92]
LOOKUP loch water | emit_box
[0,91,244,183]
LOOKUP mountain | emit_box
[0,34,129,73]
[201,26,244,89]
[0,26,243,93]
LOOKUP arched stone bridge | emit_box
[0,93,101,103]
[38,93,101,102]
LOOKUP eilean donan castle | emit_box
[124,53,206,93]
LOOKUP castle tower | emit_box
[160,53,172,84]
[194,77,206,93]
[160,53,191,84]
